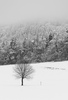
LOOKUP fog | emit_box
[0,0,68,25]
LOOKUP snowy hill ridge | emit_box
[2,61,68,70]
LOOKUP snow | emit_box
[0,61,68,100]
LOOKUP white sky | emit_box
[0,0,68,25]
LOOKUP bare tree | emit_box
[13,64,35,86]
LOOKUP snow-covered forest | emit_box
[0,22,68,64]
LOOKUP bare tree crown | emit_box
[13,64,34,79]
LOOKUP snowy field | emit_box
[0,61,68,100]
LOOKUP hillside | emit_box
[0,62,68,100]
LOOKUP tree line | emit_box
[0,22,68,65]
[0,32,68,65]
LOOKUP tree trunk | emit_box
[21,77,23,86]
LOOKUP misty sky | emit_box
[0,0,68,25]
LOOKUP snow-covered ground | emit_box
[0,61,68,100]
